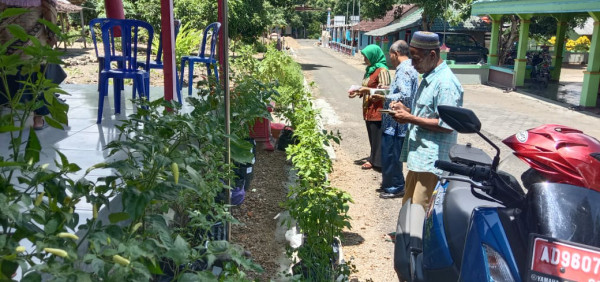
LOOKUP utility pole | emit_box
[351,0,356,51]
[217,0,231,242]
[358,0,361,48]
[346,2,349,24]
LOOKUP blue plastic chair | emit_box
[135,20,181,101]
[178,22,221,100]
[90,18,124,93]
[97,19,154,124]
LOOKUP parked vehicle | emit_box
[502,43,518,65]
[529,46,552,88]
[394,105,600,282]
[436,32,488,64]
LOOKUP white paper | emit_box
[369,88,389,95]
[347,84,361,93]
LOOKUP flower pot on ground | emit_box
[562,52,589,64]
[270,122,285,139]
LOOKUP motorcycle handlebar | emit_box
[435,161,491,182]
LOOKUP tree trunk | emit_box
[498,15,520,65]
[421,16,430,31]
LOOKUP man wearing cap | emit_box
[378,40,419,199]
[389,31,463,209]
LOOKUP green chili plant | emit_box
[283,99,351,280]
[83,96,263,280]
[0,8,261,280]
[0,8,88,280]
[237,43,353,280]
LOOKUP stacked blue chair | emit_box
[90,18,124,93]
[97,19,153,124]
[178,22,221,100]
[136,20,181,102]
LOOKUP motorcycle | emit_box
[394,105,600,282]
[529,48,552,89]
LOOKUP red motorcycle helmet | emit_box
[503,124,600,190]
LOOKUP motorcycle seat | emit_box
[443,181,504,269]
[449,144,492,166]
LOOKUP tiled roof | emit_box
[57,0,82,13]
[366,7,422,36]
[366,7,490,36]
[354,5,414,32]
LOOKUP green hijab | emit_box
[362,44,389,78]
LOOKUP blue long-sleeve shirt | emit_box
[382,59,419,137]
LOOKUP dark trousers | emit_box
[381,133,405,194]
[365,120,382,168]
[0,64,64,116]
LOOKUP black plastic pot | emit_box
[277,127,298,151]
[233,138,257,191]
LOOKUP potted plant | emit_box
[557,36,590,64]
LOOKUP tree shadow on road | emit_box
[300,63,331,71]
[341,231,365,246]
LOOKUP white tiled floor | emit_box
[1,83,191,224]
[2,83,186,162]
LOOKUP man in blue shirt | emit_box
[378,40,419,199]
[390,31,464,209]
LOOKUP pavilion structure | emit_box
[471,0,600,107]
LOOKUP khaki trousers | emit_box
[401,170,439,209]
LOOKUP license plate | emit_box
[529,236,600,282]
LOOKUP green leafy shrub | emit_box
[173,23,202,66]
[254,41,268,53]
[234,44,353,279]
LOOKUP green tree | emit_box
[349,0,472,30]
[356,0,395,20]
[133,0,270,44]
[529,15,587,41]
[265,1,288,34]
[400,0,473,30]
[498,15,588,65]
[229,0,269,43]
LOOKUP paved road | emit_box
[292,39,600,280]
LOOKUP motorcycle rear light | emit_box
[483,244,515,282]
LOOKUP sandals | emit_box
[353,158,368,165]
[361,161,373,170]
[33,119,48,131]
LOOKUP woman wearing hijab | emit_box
[349,44,391,170]
[0,0,58,130]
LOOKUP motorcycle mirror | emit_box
[438,105,502,171]
[438,105,481,134]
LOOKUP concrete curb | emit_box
[306,78,338,161]
[510,87,600,119]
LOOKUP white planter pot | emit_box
[563,52,589,64]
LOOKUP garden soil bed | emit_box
[231,147,289,280]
